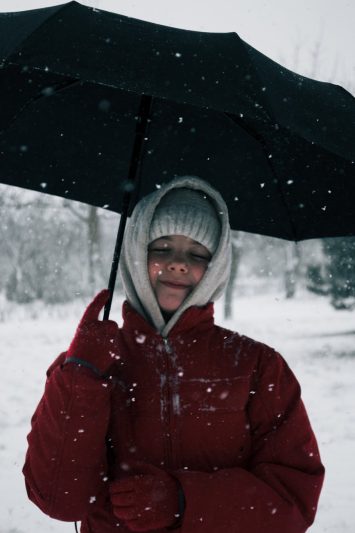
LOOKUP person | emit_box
[23,176,325,533]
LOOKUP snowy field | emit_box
[0,291,354,533]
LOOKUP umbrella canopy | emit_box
[0,0,355,241]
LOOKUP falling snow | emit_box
[0,294,354,532]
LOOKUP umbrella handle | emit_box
[103,94,153,320]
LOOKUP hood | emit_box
[119,176,232,337]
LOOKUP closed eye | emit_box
[191,253,210,262]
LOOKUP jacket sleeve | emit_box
[22,352,115,522]
[174,348,325,533]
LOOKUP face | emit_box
[148,235,211,317]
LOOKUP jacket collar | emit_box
[122,300,214,338]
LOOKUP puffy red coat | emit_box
[23,302,324,532]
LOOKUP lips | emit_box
[160,280,190,289]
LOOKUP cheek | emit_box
[192,263,208,283]
[147,258,164,283]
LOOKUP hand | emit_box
[110,462,180,531]
[66,289,121,375]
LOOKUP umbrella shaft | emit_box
[104,94,153,319]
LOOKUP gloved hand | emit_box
[110,462,181,531]
[65,289,121,375]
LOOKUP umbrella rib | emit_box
[2,2,75,63]
[224,112,299,240]
[263,151,299,241]
[224,112,265,143]
[0,78,81,136]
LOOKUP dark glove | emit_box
[65,289,121,375]
[110,462,182,531]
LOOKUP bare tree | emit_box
[284,242,301,299]
[63,202,103,290]
[224,233,242,319]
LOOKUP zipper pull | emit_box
[163,337,172,353]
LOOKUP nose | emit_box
[167,255,188,273]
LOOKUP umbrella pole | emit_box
[103,94,153,320]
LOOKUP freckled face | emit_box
[148,235,211,315]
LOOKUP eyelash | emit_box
[149,249,210,262]
[192,254,210,262]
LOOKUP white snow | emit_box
[0,291,354,532]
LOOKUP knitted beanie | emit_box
[149,188,221,254]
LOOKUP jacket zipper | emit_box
[162,337,174,469]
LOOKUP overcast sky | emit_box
[1,0,354,92]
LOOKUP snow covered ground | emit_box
[0,291,354,532]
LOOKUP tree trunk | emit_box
[224,237,241,319]
[284,242,301,299]
[87,206,102,289]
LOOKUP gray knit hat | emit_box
[149,188,221,254]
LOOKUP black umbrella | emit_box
[1,1,355,315]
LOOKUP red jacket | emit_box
[23,302,324,532]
